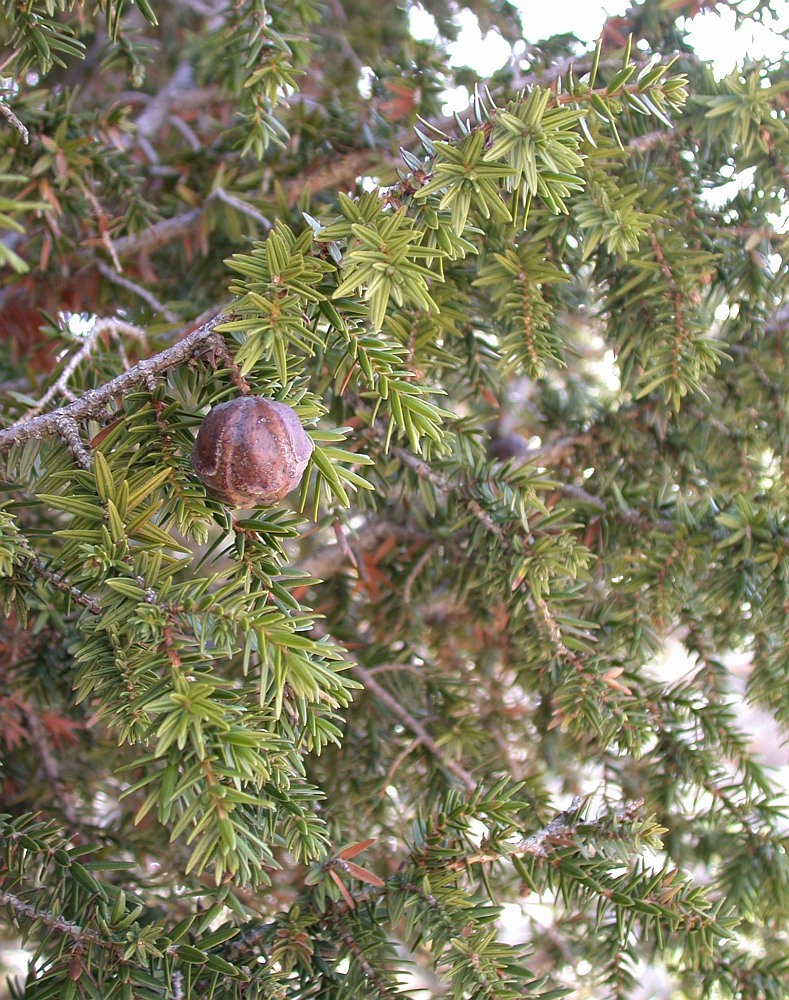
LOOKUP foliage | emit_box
[1,0,788,997]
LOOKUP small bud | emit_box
[191,396,313,508]
[68,950,83,981]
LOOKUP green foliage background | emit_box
[0,0,788,996]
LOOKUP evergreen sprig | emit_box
[1,0,788,996]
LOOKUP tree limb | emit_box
[0,100,29,144]
[0,312,227,453]
[351,662,477,792]
[297,520,427,580]
[444,798,645,870]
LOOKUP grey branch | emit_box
[446,798,646,870]
[24,554,102,615]
[21,707,79,824]
[0,100,29,143]
[351,662,477,792]
[108,208,203,259]
[0,312,227,454]
[297,520,426,580]
[17,318,147,424]
[0,889,116,953]
[55,416,92,469]
[131,62,194,146]
[208,188,272,230]
[105,184,271,264]
[96,262,180,322]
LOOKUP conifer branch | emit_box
[0,890,120,955]
[339,928,399,998]
[649,231,689,383]
[3,2,788,994]
[445,798,644,870]
[22,553,102,615]
[534,597,585,670]
[391,445,504,539]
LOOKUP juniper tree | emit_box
[0,0,788,996]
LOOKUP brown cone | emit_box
[191,396,313,508]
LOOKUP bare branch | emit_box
[0,312,227,454]
[557,483,606,511]
[283,150,402,206]
[105,183,272,264]
[109,208,203,259]
[351,662,477,792]
[21,707,79,824]
[402,542,438,605]
[131,62,194,145]
[320,0,364,71]
[208,188,272,231]
[383,736,422,788]
[0,99,28,143]
[55,416,92,469]
[627,129,674,154]
[84,187,122,272]
[297,520,427,580]
[17,318,148,424]
[96,262,180,322]
[168,114,201,152]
